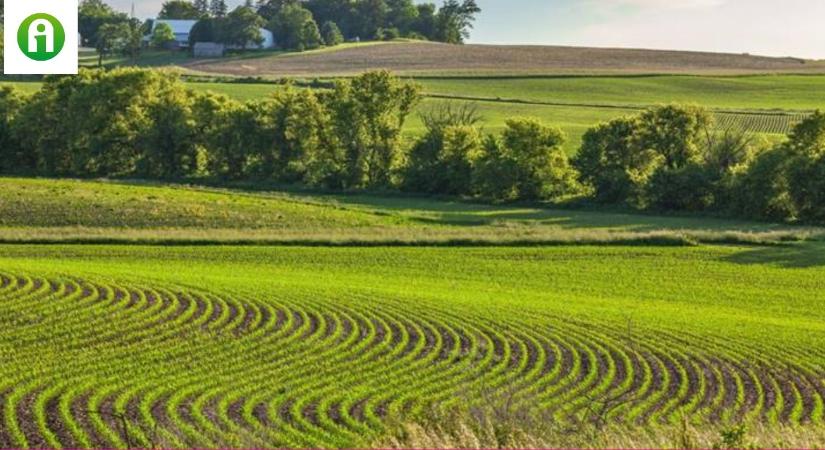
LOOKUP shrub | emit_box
[647,164,716,212]
[633,104,713,170]
[376,27,401,41]
[403,102,482,194]
[475,118,579,201]
[574,117,662,207]
[321,21,344,46]
[322,70,421,188]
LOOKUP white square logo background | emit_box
[4,0,79,74]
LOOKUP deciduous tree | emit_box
[158,0,202,19]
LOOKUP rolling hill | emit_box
[0,178,821,245]
[183,41,825,77]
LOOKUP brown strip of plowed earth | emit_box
[45,394,79,449]
[17,389,49,448]
[71,392,109,447]
[151,394,190,447]
[183,42,825,77]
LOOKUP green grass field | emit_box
[1,243,824,447]
[1,178,821,245]
[416,75,825,111]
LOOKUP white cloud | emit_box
[598,0,727,8]
[565,0,825,59]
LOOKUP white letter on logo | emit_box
[28,19,54,53]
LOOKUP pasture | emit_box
[0,243,824,448]
[1,178,821,245]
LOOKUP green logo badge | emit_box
[17,13,66,61]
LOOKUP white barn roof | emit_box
[153,19,199,35]
[148,19,275,50]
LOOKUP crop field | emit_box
[181,42,825,77]
[416,75,825,111]
[1,177,824,448]
[3,72,816,153]
[0,243,824,448]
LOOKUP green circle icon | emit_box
[17,13,66,61]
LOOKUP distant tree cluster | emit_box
[0,69,419,190]
[403,103,579,201]
[77,0,480,56]
[79,0,148,65]
[1,68,822,225]
[187,6,266,50]
[151,0,480,51]
[262,0,481,48]
[572,106,825,223]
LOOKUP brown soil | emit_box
[184,42,825,78]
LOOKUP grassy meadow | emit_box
[1,178,821,245]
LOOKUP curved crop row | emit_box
[0,272,822,448]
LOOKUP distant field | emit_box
[1,243,824,447]
[417,75,825,111]
[0,178,821,245]
[182,42,825,77]
[4,72,815,153]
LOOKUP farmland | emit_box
[4,72,822,153]
[1,243,825,448]
[2,42,825,448]
[181,42,825,77]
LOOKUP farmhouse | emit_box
[147,19,276,50]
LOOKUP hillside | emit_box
[0,178,821,245]
[184,42,825,77]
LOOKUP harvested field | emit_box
[183,42,825,77]
[0,245,823,448]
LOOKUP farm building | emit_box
[146,20,276,50]
[193,42,226,57]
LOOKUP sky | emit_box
[115,0,825,59]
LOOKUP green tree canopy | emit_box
[268,3,315,50]
[434,0,481,44]
[321,21,344,46]
[210,0,228,17]
[480,118,578,200]
[158,0,203,19]
[79,0,129,47]
[151,22,177,48]
[193,0,211,16]
[96,22,131,66]
[223,6,265,49]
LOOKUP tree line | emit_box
[0,68,822,224]
[77,0,481,59]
